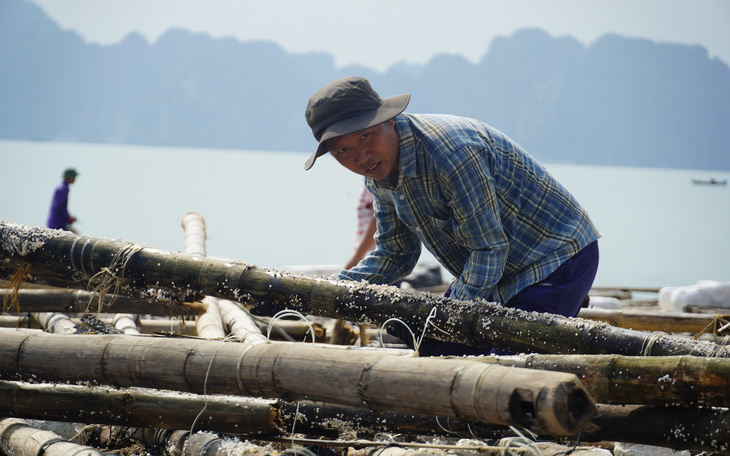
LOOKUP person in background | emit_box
[344,183,377,270]
[303,76,600,356]
[47,168,79,232]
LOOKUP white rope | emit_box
[190,340,231,435]
[267,309,317,344]
[378,307,442,357]
[495,427,544,456]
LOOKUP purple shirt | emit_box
[47,181,70,229]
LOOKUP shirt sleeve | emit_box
[337,192,421,286]
[439,145,509,302]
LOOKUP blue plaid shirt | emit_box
[338,113,600,304]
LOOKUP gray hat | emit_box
[304,76,410,170]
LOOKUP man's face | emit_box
[326,119,399,181]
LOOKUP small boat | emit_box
[692,178,727,186]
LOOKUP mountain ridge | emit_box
[2,0,729,170]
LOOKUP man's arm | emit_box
[338,196,421,286]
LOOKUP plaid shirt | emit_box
[338,113,600,303]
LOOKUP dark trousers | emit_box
[425,241,600,356]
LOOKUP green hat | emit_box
[63,168,79,179]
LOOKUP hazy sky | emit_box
[27,0,730,72]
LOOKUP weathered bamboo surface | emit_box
[0,418,104,456]
[31,311,84,334]
[355,443,619,456]
[0,314,324,340]
[217,297,268,345]
[2,222,728,357]
[181,211,207,257]
[471,353,730,407]
[182,212,266,344]
[585,404,730,454]
[0,381,725,454]
[0,380,283,435]
[196,296,226,339]
[182,212,227,340]
[112,312,140,334]
[283,401,730,454]
[0,331,595,436]
[0,287,200,316]
[578,307,725,333]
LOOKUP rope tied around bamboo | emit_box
[70,237,145,313]
[0,223,206,312]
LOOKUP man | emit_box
[47,168,79,231]
[304,76,600,355]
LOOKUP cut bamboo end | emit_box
[449,361,595,436]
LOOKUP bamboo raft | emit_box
[1,218,729,455]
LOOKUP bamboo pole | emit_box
[0,418,105,456]
[129,315,323,341]
[471,353,730,408]
[577,307,725,333]
[283,401,730,455]
[0,314,34,329]
[0,315,324,340]
[196,296,226,339]
[116,316,197,336]
[0,380,283,435]
[280,400,509,440]
[112,313,140,334]
[2,221,728,357]
[181,213,265,344]
[86,399,729,455]
[181,212,207,258]
[31,311,86,334]
[113,428,276,456]
[0,331,595,436]
[0,381,495,448]
[0,287,200,316]
[1,376,724,455]
[355,443,614,456]
[182,213,226,340]
[584,404,730,454]
[217,297,268,345]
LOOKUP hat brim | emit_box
[304,92,410,170]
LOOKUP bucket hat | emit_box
[304,76,410,170]
[63,168,79,179]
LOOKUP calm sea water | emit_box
[2,139,729,289]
